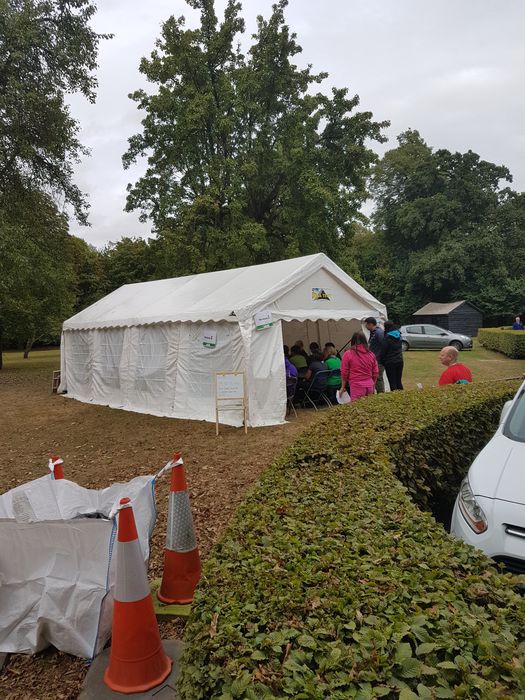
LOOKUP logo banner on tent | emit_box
[312,287,332,301]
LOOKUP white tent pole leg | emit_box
[238,319,252,427]
[58,332,67,393]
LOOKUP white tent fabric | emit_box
[60,254,386,427]
[0,474,156,658]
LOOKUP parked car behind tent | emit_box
[400,324,472,351]
[59,254,386,427]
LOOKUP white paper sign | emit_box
[216,372,245,400]
[254,309,273,330]
[336,390,351,404]
[202,329,217,348]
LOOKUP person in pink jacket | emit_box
[340,331,379,401]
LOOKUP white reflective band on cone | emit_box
[115,539,150,602]
[166,491,197,553]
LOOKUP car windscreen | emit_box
[504,388,525,442]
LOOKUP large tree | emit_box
[123,0,387,273]
[0,0,109,366]
[66,235,106,312]
[100,237,158,294]
[361,130,523,322]
[0,0,110,221]
[0,193,76,359]
[371,130,511,251]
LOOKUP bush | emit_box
[178,382,525,699]
[478,327,525,359]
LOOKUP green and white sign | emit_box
[254,309,273,330]
[202,329,217,348]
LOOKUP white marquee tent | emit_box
[59,254,386,427]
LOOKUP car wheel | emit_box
[450,340,463,351]
[401,340,409,352]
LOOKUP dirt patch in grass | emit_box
[0,352,319,699]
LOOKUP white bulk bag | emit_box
[0,474,156,659]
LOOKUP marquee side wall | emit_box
[59,320,285,427]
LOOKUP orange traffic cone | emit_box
[49,455,64,480]
[158,452,201,605]
[104,498,172,694]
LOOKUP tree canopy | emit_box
[0,0,110,221]
[0,0,109,365]
[345,130,525,322]
[0,192,76,356]
[123,0,387,274]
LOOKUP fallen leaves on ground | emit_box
[0,360,317,699]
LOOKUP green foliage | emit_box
[66,235,106,312]
[478,328,525,359]
[99,237,158,294]
[177,382,525,698]
[338,226,403,317]
[348,130,525,322]
[0,0,109,363]
[0,0,111,222]
[372,130,511,253]
[123,0,387,274]
[0,193,76,348]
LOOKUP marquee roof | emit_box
[63,253,386,330]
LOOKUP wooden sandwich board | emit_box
[215,371,247,436]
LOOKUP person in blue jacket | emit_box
[512,316,524,330]
[378,320,404,391]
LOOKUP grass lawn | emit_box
[402,340,525,389]
[3,341,525,385]
[2,347,60,371]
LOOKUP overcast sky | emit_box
[68,0,525,248]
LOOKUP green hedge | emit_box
[178,382,525,699]
[478,327,525,358]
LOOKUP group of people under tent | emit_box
[284,339,343,404]
[284,316,473,406]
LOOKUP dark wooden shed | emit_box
[413,301,483,337]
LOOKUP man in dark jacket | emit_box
[365,317,385,393]
[378,320,404,390]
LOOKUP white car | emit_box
[451,380,525,573]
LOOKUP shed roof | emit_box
[63,253,386,330]
[413,300,481,316]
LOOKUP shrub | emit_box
[178,382,525,699]
[478,327,525,359]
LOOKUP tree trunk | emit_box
[0,328,3,370]
[23,335,35,359]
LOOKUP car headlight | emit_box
[458,478,488,533]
